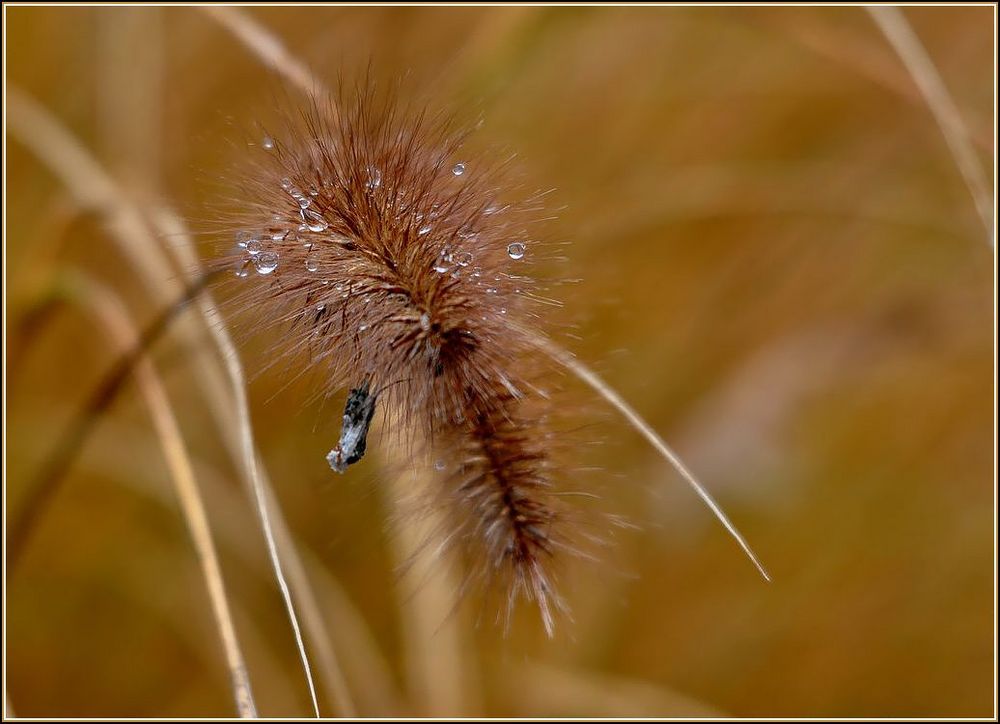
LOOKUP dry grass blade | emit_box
[150,212,323,718]
[6,272,218,570]
[155,208,350,717]
[529,334,771,582]
[866,6,994,246]
[72,414,394,716]
[212,321,320,717]
[8,86,325,718]
[6,88,181,293]
[66,272,257,718]
[201,6,326,99]
[295,549,402,715]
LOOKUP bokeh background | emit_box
[5,5,995,718]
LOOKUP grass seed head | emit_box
[216,82,593,635]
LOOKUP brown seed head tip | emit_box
[216,83,594,635]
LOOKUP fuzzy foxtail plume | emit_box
[214,79,767,637]
[215,82,576,633]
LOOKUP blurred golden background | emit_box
[5,5,995,718]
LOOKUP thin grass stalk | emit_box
[867,6,994,247]
[154,208,354,717]
[7,86,324,718]
[67,412,398,715]
[66,272,257,718]
[526,332,771,582]
[202,6,326,100]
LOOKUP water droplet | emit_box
[419,313,431,331]
[271,231,286,241]
[453,251,473,267]
[245,238,263,256]
[507,242,526,260]
[236,230,254,247]
[234,261,251,278]
[433,248,453,273]
[434,459,446,471]
[315,303,326,312]
[366,167,381,190]
[281,178,293,190]
[298,196,312,209]
[303,209,328,232]
[418,225,432,235]
[305,256,320,272]
[253,251,279,275]
[262,136,274,150]
[358,323,369,332]
[452,162,465,176]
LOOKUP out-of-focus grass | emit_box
[5,5,994,717]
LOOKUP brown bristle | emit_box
[216,82,580,634]
[442,394,568,637]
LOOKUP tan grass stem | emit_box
[67,272,257,718]
[7,86,325,718]
[67,414,397,715]
[202,6,327,100]
[867,6,994,246]
[529,334,771,582]
[154,209,350,717]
